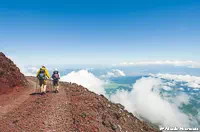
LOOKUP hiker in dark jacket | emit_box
[51,68,60,93]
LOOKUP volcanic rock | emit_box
[0,52,28,94]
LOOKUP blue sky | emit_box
[0,0,200,65]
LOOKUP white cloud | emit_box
[178,88,185,91]
[193,89,200,91]
[120,60,200,68]
[110,77,197,127]
[164,81,176,87]
[21,66,39,76]
[174,93,190,106]
[151,73,200,89]
[186,82,200,89]
[100,69,126,78]
[61,70,105,95]
[162,86,172,91]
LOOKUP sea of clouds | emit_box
[120,60,200,68]
[150,73,200,89]
[22,67,200,128]
[110,77,198,128]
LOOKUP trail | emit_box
[0,83,33,119]
[0,78,159,132]
[0,52,159,132]
[0,78,73,132]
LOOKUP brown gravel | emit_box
[0,78,73,132]
[0,53,159,132]
[0,78,159,132]
[67,83,159,132]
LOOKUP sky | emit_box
[0,0,200,66]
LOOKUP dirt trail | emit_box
[0,78,159,132]
[0,79,73,132]
[0,52,159,132]
[43,86,73,131]
[0,80,35,119]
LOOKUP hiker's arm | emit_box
[51,74,54,80]
[45,69,51,78]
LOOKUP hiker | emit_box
[51,68,60,93]
[36,66,50,94]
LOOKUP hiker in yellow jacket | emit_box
[36,66,50,94]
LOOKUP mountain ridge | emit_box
[0,52,159,132]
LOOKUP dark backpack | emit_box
[52,71,59,80]
[38,68,46,80]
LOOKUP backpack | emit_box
[52,71,59,80]
[38,68,46,80]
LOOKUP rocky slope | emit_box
[0,52,28,94]
[66,82,159,132]
[0,53,159,132]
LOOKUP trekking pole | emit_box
[50,79,52,92]
[51,80,54,92]
[50,80,53,91]
[37,79,39,93]
[49,79,51,92]
[47,79,49,92]
[35,79,38,93]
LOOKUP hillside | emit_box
[0,52,28,94]
[0,53,159,132]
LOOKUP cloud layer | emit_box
[110,77,198,127]
[20,66,39,76]
[151,73,200,89]
[21,66,199,128]
[57,69,199,128]
[61,70,105,95]
[100,69,126,78]
[120,60,200,68]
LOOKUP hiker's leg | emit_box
[40,80,43,93]
[43,85,47,93]
[55,81,59,92]
[52,85,55,91]
[52,81,54,91]
[53,80,57,92]
[40,85,43,93]
[56,82,59,91]
[44,80,47,93]
[53,80,55,90]
[55,85,57,91]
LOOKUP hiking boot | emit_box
[53,90,58,93]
